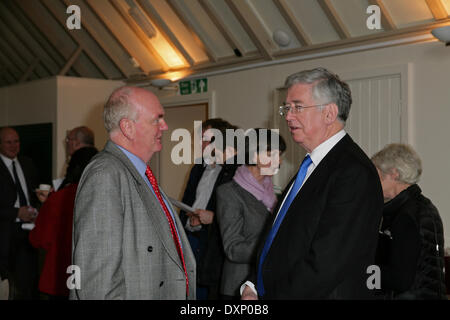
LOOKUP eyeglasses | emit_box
[278,103,329,117]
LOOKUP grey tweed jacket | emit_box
[70,141,196,300]
[216,180,271,296]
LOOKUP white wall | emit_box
[0,76,124,178]
[56,76,124,176]
[157,40,450,246]
[0,77,57,126]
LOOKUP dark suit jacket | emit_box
[180,161,239,287]
[0,155,39,279]
[253,134,383,299]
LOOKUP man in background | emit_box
[0,127,39,300]
[65,126,95,158]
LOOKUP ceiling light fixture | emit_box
[431,25,450,46]
[126,0,156,39]
[273,29,291,47]
[150,79,173,89]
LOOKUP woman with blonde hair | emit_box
[372,143,446,299]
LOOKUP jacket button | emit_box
[147,246,153,252]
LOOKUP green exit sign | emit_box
[179,78,208,95]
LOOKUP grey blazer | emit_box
[216,180,271,296]
[70,141,196,300]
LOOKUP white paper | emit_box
[168,197,196,213]
[21,223,35,231]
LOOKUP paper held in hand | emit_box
[168,197,195,213]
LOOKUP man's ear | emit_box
[119,118,135,140]
[324,103,339,124]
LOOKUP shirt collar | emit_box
[308,130,346,167]
[115,144,147,179]
[0,153,17,167]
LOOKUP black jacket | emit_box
[180,160,239,291]
[251,134,384,299]
[376,184,447,299]
[0,155,39,280]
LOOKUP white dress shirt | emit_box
[185,164,222,232]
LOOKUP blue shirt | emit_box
[116,144,182,240]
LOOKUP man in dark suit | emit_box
[241,67,383,299]
[180,118,240,299]
[0,127,39,300]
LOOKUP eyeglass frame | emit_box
[278,102,331,117]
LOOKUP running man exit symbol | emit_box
[179,78,208,95]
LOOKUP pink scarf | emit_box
[233,165,277,212]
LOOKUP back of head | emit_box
[103,86,138,133]
[65,146,98,185]
[285,67,352,123]
[72,126,95,146]
[371,143,422,184]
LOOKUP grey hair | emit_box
[72,126,94,146]
[371,143,422,184]
[284,67,352,123]
[103,87,138,133]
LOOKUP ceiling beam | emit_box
[425,0,448,20]
[368,0,397,30]
[225,0,275,60]
[166,0,218,62]
[42,0,123,80]
[15,0,103,79]
[0,19,42,80]
[110,0,170,71]
[85,0,162,75]
[0,49,20,82]
[198,0,246,57]
[137,0,195,67]
[19,58,40,83]
[0,1,53,77]
[4,0,61,76]
[273,0,312,46]
[0,36,27,75]
[317,0,351,39]
[61,0,142,79]
[59,46,83,76]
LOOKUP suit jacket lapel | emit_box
[104,141,182,269]
[0,157,15,187]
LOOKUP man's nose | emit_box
[160,119,169,131]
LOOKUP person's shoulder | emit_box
[217,180,239,196]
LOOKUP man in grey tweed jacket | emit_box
[70,86,196,300]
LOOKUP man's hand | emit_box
[187,212,201,227]
[35,188,52,203]
[241,285,258,300]
[194,209,214,225]
[17,206,37,222]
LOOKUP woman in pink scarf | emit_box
[216,128,286,299]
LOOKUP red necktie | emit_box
[145,166,189,297]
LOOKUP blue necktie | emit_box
[257,155,312,297]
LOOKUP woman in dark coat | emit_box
[372,143,446,299]
[216,129,286,299]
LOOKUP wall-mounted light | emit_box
[431,25,450,46]
[150,79,178,90]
